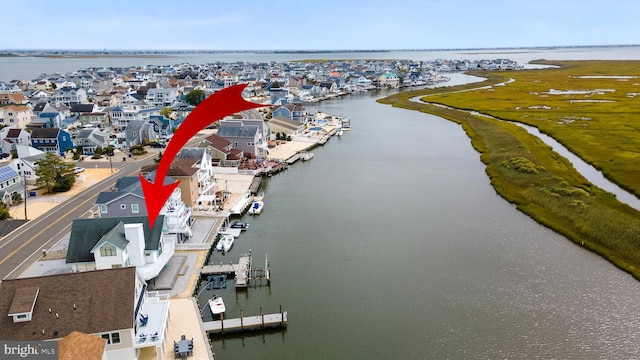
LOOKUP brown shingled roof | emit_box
[58,331,107,360]
[141,158,198,178]
[8,286,39,315]
[0,267,138,341]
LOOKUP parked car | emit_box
[73,167,85,174]
[149,141,166,148]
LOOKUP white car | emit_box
[73,167,85,174]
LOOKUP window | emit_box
[100,244,116,257]
[120,204,126,210]
[100,332,121,345]
[131,204,139,213]
[99,205,108,214]
[16,314,27,319]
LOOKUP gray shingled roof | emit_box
[217,124,258,138]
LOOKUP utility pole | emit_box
[23,173,27,221]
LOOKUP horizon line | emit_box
[2,44,639,53]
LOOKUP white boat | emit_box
[337,129,344,137]
[301,152,314,161]
[208,295,226,314]
[248,200,264,215]
[216,234,234,252]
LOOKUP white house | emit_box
[65,216,175,281]
[145,88,177,107]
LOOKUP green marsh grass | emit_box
[379,61,640,279]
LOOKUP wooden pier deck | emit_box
[201,254,251,288]
[248,176,262,195]
[203,311,287,334]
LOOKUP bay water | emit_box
[4,47,640,358]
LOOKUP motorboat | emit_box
[301,152,314,161]
[208,295,226,315]
[229,220,249,230]
[248,200,264,215]
[216,234,234,252]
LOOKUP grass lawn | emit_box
[378,60,640,280]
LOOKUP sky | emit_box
[2,0,639,51]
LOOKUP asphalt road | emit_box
[0,156,156,280]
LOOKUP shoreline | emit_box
[378,61,640,281]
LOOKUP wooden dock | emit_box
[248,176,262,195]
[203,310,287,334]
[200,252,269,288]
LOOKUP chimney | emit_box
[124,223,146,267]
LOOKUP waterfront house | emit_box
[217,119,270,157]
[269,115,305,136]
[378,72,400,88]
[65,215,175,281]
[95,176,192,242]
[0,267,170,360]
[140,160,200,210]
[174,148,218,209]
[0,165,23,206]
[30,128,74,156]
[0,105,32,128]
[58,331,107,360]
[272,103,305,123]
[216,122,261,157]
[198,133,244,167]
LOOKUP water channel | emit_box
[4,47,640,358]
[201,85,640,359]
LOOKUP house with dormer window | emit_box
[65,216,174,281]
[0,267,170,360]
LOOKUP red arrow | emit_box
[140,84,267,229]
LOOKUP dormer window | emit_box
[100,244,116,257]
[8,287,39,323]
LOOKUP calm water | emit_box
[5,47,640,358]
[199,87,640,359]
[3,46,640,81]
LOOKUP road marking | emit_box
[0,165,140,277]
